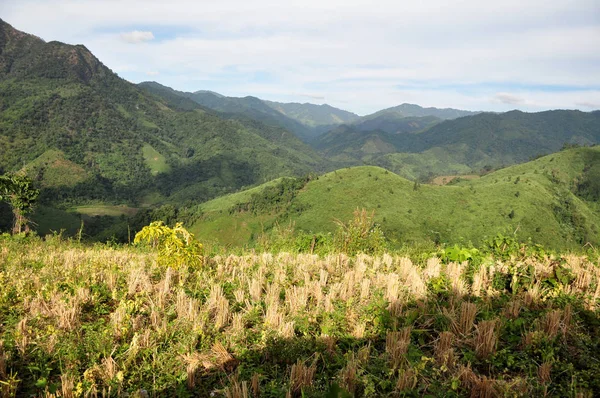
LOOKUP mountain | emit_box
[139,81,316,141]
[353,115,441,134]
[361,103,480,121]
[263,100,360,127]
[191,146,600,250]
[313,116,442,163]
[139,82,360,141]
[314,125,399,161]
[314,109,600,180]
[0,19,325,212]
[412,109,600,160]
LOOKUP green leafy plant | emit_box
[0,173,39,234]
[134,221,203,269]
[439,245,480,263]
[333,208,387,255]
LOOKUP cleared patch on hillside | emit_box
[430,174,480,185]
[69,205,139,217]
[142,144,171,175]
[21,149,88,187]
[32,206,82,235]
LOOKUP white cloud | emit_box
[2,0,599,114]
[494,93,526,105]
[146,71,160,76]
[119,30,154,44]
[576,101,600,109]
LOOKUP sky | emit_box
[2,0,600,115]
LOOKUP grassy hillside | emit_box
[0,20,325,214]
[192,146,600,250]
[1,237,600,396]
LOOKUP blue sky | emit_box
[2,0,599,115]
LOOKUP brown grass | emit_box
[386,327,412,369]
[224,375,249,398]
[475,320,498,359]
[453,301,477,337]
[396,368,417,391]
[434,331,455,368]
[430,175,480,185]
[289,359,316,396]
[538,361,552,384]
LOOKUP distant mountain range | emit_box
[138,81,600,182]
[315,109,600,179]
[361,103,480,120]
[138,82,479,141]
[138,81,361,141]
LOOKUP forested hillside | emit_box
[315,110,600,180]
[0,19,325,211]
[139,81,360,141]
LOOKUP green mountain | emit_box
[191,146,600,250]
[0,19,324,211]
[315,109,600,180]
[139,82,359,141]
[314,115,442,162]
[412,109,600,160]
[353,114,441,134]
[314,125,399,160]
[139,81,316,140]
[361,103,480,120]
[263,100,360,127]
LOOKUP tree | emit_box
[0,174,40,234]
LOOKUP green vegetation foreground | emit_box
[1,235,600,397]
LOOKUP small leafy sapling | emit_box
[0,173,40,234]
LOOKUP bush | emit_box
[333,208,387,255]
[134,221,203,269]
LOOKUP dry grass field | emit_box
[1,234,600,397]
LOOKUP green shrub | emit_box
[134,221,203,269]
[333,208,387,255]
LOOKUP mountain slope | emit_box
[361,103,480,121]
[191,146,600,250]
[139,82,361,141]
[353,114,441,134]
[139,81,317,141]
[0,19,325,210]
[314,109,600,180]
[413,109,600,163]
[263,100,360,127]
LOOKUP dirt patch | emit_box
[430,175,480,185]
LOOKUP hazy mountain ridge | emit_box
[361,103,481,121]
[352,114,441,134]
[139,81,361,140]
[139,81,315,140]
[263,99,360,127]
